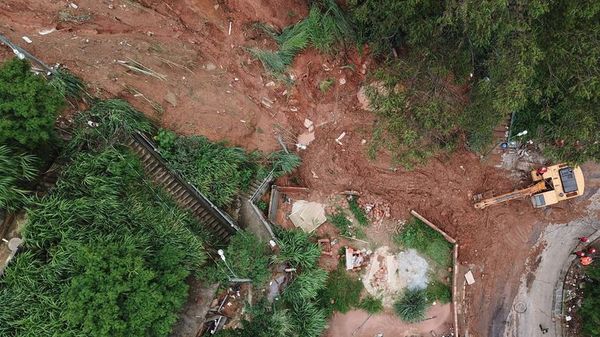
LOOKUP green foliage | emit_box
[394,289,429,323]
[68,99,151,153]
[0,147,207,337]
[216,301,294,337]
[319,78,334,92]
[154,128,177,150]
[268,150,301,177]
[156,133,267,207]
[275,228,321,269]
[200,232,271,286]
[328,209,353,236]
[366,55,464,168]
[0,58,64,150]
[318,266,364,316]
[49,67,88,102]
[349,0,600,163]
[581,263,600,336]
[348,196,368,226]
[290,300,327,337]
[394,218,453,268]
[283,268,328,304]
[425,280,451,304]
[256,199,269,212]
[359,296,383,314]
[251,0,353,75]
[0,145,38,211]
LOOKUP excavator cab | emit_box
[474,164,585,209]
[529,165,584,208]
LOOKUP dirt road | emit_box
[503,166,600,337]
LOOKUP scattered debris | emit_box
[164,91,178,107]
[297,132,315,149]
[261,96,274,108]
[69,2,78,9]
[289,200,326,232]
[345,246,370,270]
[21,36,32,44]
[339,78,346,85]
[117,58,166,80]
[319,239,333,256]
[336,132,346,145]
[304,118,314,132]
[228,21,232,36]
[38,28,56,35]
[205,63,217,71]
[311,170,319,179]
[465,270,475,285]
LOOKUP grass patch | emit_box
[425,280,451,304]
[319,78,334,92]
[394,289,429,323]
[319,266,364,316]
[348,196,369,226]
[359,296,383,314]
[328,208,364,238]
[393,217,453,268]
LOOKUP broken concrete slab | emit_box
[289,200,326,233]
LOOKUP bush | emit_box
[275,228,321,269]
[290,300,327,337]
[328,209,353,237]
[581,263,600,336]
[348,196,369,226]
[0,145,38,211]
[359,296,383,314]
[319,266,364,316]
[394,218,453,268]
[156,133,267,207]
[268,150,301,177]
[394,289,429,323]
[0,147,207,337]
[200,232,271,286]
[0,58,64,150]
[425,280,451,304]
[283,268,328,303]
[68,99,152,153]
[251,0,353,75]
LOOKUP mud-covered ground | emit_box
[1,1,597,336]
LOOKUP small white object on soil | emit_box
[22,36,32,44]
[465,270,476,285]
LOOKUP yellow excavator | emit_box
[474,164,585,209]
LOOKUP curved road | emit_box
[503,166,600,337]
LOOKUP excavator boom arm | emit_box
[474,181,546,209]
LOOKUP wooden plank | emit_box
[276,186,310,194]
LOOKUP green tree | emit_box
[63,236,189,337]
[0,58,64,150]
[581,263,600,336]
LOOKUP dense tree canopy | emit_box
[0,58,64,150]
[348,0,600,163]
[0,148,206,337]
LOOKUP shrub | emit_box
[328,209,353,237]
[348,196,369,226]
[581,263,600,335]
[0,147,207,337]
[275,228,321,269]
[268,150,301,177]
[0,145,38,211]
[157,134,267,207]
[425,280,451,304]
[394,289,429,322]
[68,99,152,153]
[283,268,328,303]
[0,58,64,150]
[200,232,271,286]
[290,300,327,337]
[319,266,364,316]
[359,296,384,314]
[394,218,453,268]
